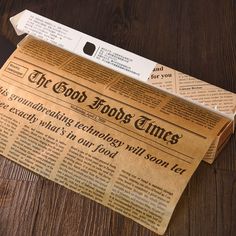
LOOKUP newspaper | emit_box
[0,35,233,234]
[10,10,236,164]
[147,65,236,163]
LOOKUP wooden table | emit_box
[0,1,235,235]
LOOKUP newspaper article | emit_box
[148,65,236,163]
[148,64,236,122]
[0,36,232,234]
[10,10,236,164]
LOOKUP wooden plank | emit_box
[216,169,236,236]
[0,177,42,235]
[0,157,39,181]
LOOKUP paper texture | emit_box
[148,64,236,123]
[10,10,236,164]
[147,65,236,163]
[0,36,232,234]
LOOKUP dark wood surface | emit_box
[0,1,235,235]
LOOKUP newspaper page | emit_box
[10,10,236,165]
[0,37,232,234]
[148,65,236,163]
[148,64,236,117]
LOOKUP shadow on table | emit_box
[0,35,15,67]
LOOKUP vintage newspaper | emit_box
[0,35,233,234]
[10,10,236,164]
[147,65,236,163]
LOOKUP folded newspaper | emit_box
[0,10,235,235]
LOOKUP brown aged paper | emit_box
[9,10,236,164]
[0,37,232,234]
[148,64,236,163]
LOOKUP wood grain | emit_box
[0,0,235,235]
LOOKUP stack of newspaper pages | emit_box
[0,10,235,235]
